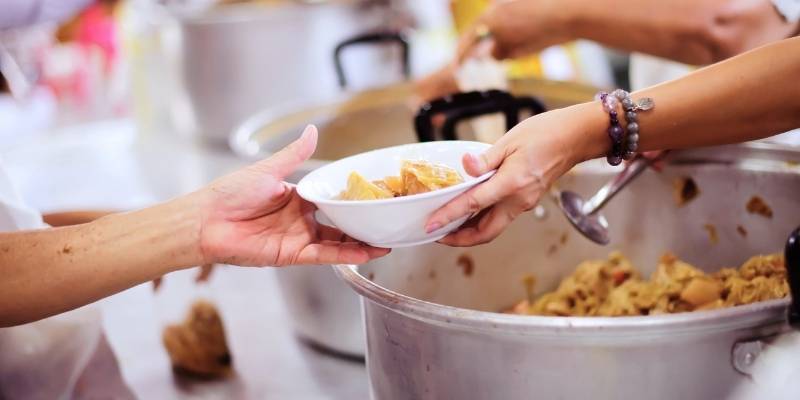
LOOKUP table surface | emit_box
[2,119,370,399]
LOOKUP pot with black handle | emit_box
[335,142,800,399]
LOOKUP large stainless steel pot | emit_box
[231,79,599,357]
[335,143,800,399]
[173,0,410,145]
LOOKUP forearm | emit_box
[575,37,800,161]
[43,210,116,227]
[0,196,202,327]
[563,0,796,64]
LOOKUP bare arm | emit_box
[415,0,797,102]
[0,126,389,327]
[563,0,797,65]
[1,199,199,327]
[583,36,800,156]
[427,37,800,246]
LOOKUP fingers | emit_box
[253,125,318,181]
[425,170,515,232]
[296,242,390,266]
[437,201,518,247]
[462,143,507,177]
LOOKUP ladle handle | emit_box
[582,152,668,215]
[333,31,410,89]
[787,226,800,328]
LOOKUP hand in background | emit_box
[196,125,390,266]
[414,0,567,103]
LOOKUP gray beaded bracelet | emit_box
[611,89,655,160]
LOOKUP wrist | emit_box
[562,101,612,164]
[134,193,207,274]
[166,192,208,268]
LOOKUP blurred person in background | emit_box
[417,0,799,102]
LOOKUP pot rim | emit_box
[333,263,789,341]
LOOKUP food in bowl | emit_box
[508,252,787,317]
[337,160,464,200]
[297,141,493,247]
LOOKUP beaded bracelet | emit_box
[597,92,625,165]
[597,90,655,165]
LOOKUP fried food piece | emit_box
[381,176,405,196]
[338,160,464,200]
[163,300,233,378]
[680,277,722,308]
[338,172,393,200]
[401,160,464,195]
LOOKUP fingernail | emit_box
[426,222,442,233]
[468,153,486,171]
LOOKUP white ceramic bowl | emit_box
[297,141,494,248]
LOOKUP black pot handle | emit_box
[786,226,800,328]
[414,89,546,142]
[333,31,410,89]
[440,95,546,141]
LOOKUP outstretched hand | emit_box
[196,125,390,266]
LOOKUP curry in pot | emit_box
[509,252,787,317]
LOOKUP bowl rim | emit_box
[297,141,495,207]
[333,263,789,341]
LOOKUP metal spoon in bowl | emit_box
[558,152,669,245]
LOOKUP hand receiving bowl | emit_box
[297,141,494,248]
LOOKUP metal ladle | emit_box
[559,152,669,245]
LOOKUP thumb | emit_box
[252,125,318,180]
[462,144,505,177]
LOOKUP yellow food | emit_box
[508,252,787,317]
[338,172,394,201]
[338,160,464,200]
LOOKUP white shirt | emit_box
[0,158,106,400]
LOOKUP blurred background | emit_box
[0,0,625,150]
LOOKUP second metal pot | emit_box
[174,0,407,145]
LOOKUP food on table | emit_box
[507,252,787,317]
[337,160,464,200]
[162,300,233,378]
